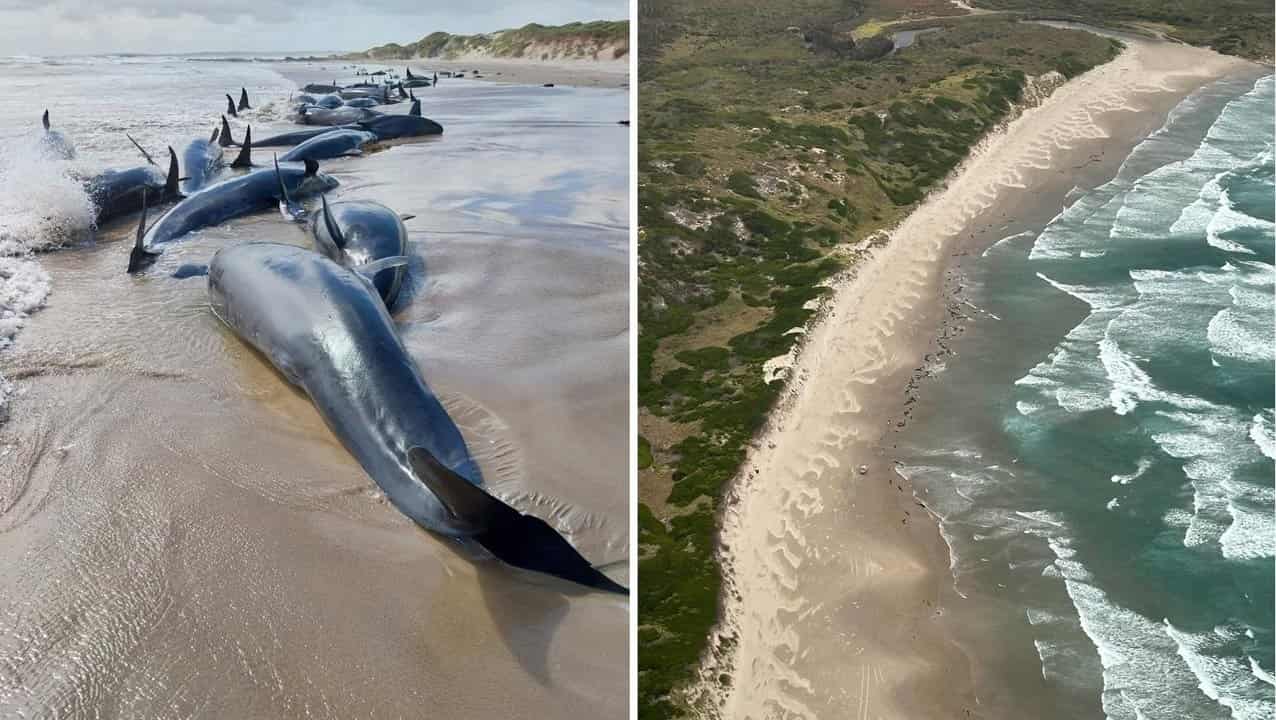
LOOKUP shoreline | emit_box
[274,55,627,90]
[692,36,1254,719]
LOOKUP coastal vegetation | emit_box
[352,21,630,62]
[636,1,1124,717]
[973,0,1274,60]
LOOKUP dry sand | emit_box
[689,36,1253,720]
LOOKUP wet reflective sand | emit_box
[0,74,628,718]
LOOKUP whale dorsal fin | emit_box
[165,146,180,197]
[400,213,416,222]
[356,255,409,278]
[219,115,236,147]
[42,109,49,130]
[409,99,421,117]
[230,125,252,168]
[406,67,415,79]
[225,94,237,118]
[238,87,250,111]
[320,195,346,249]
[126,189,160,274]
[210,125,220,143]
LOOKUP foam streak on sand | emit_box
[693,38,1247,720]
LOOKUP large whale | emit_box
[278,128,376,163]
[127,158,338,272]
[358,100,443,139]
[207,242,625,594]
[343,97,381,109]
[303,82,341,94]
[85,147,180,224]
[39,110,76,160]
[312,196,412,306]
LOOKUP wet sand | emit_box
[0,77,628,715]
[691,37,1252,720]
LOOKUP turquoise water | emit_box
[897,73,1273,718]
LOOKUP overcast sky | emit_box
[0,0,626,55]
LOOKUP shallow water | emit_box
[897,73,1273,719]
[0,55,628,717]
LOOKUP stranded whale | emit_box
[311,196,413,306]
[127,158,337,272]
[207,242,625,594]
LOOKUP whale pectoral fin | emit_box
[406,446,628,595]
[320,195,346,249]
[172,263,209,279]
[273,154,305,222]
[355,255,409,280]
[126,133,156,166]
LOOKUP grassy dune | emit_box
[353,20,629,61]
[636,0,1124,717]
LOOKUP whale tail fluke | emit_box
[126,190,160,274]
[238,87,250,111]
[219,115,237,147]
[164,146,180,198]
[407,446,628,595]
[230,126,252,168]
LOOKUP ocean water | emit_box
[897,73,1273,718]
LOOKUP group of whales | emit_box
[38,78,625,596]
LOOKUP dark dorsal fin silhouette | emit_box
[237,87,250,111]
[230,126,252,168]
[225,94,237,118]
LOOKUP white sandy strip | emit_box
[689,40,1246,720]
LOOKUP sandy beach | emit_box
[690,35,1255,720]
[289,56,629,90]
[0,60,628,717]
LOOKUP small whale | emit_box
[180,126,226,195]
[357,100,442,140]
[311,196,413,307]
[127,157,337,273]
[278,128,376,163]
[300,106,379,127]
[85,146,180,224]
